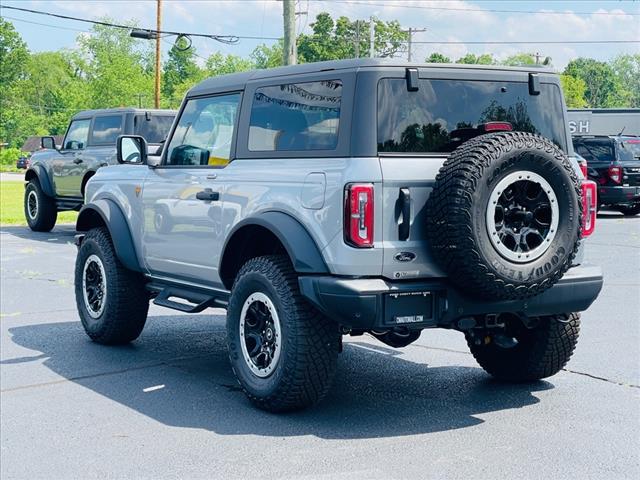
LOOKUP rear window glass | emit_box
[248,80,342,151]
[619,139,640,161]
[377,79,567,154]
[573,139,615,163]
[90,115,123,144]
[134,114,175,144]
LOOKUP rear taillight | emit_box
[578,159,588,178]
[581,180,597,237]
[344,183,374,248]
[608,166,622,184]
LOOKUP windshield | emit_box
[619,139,640,161]
[134,114,175,144]
[377,78,567,154]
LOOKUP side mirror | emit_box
[41,136,56,150]
[116,135,147,164]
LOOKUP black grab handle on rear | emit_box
[399,187,411,241]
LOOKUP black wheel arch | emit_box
[76,199,142,272]
[219,211,328,290]
[25,166,55,198]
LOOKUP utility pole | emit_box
[354,21,360,58]
[283,0,297,65]
[369,17,375,58]
[405,27,426,62]
[155,0,162,108]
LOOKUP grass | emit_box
[0,181,77,226]
[0,165,23,173]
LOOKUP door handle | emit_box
[195,188,219,202]
[398,187,411,241]
[73,158,83,164]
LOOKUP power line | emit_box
[1,5,241,44]
[2,5,636,47]
[330,0,640,16]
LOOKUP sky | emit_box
[1,0,639,70]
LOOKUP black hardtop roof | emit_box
[71,108,177,120]
[188,57,557,96]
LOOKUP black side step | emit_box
[152,287,218,313]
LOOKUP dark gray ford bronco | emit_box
[73,59,603,411]
[24,108,176,231]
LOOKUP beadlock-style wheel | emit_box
[26,189,38,221]
[82,254,107,319]
[239,292,282,378]
[486,170,559,263]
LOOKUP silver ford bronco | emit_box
[24,108,176,232]
[74,59,603,412]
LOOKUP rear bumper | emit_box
[298,265,603,330]
[598,185,640,205]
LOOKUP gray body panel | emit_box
[83,59,585,292]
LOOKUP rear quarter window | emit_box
[377,78,567,154]
[134,114,175,144]
[248,80,342,152]
[90,115,123,145]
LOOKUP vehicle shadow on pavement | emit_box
[0,225,77,245]
[2,315,553,439]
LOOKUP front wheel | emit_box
[466,313,580,381]
[75,227,149,345]
[24,179,57,232]
[226,255,340,412]
[617,203,640,216]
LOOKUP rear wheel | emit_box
[24,179,57,232]
[466,313,580,381]
[617,203,640,216]
[75,227,149,345]
[226,255,340,412]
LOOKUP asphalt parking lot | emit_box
[1,213,639,479]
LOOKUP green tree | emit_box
[426,52,451,63]
[206,52,253,76]
[502,53,535,66]
[251,42,284,69]
[560,74,588,108]
[563,58,619,108]
[162,37,199,104]
[456,53,494,65]
[610,53,640,107]
[297,12,408,62]
[78,22,155,109]
[0,18,30,146]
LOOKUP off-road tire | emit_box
[226,255,340,412]
[24,179,57,232]
[467,313,580,381]
[426,132,582,300]
[617,203,640,216]
[75,227,149,345]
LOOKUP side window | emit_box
[248,80,342,152]
[166,93,240,167]
[63,119,91,150]
[90,115,123,145]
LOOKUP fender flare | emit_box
[25,165,55,197]
[220,211,329,276]
[76,199,142,272]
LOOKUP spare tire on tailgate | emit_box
[426,131,582,300]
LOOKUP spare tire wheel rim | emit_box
[486,170,559,263]
[27,189,38,220]
[239,292,282,378]
[82,254,107,318]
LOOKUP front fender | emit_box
[76,199,142,272]
[25,165,55,197]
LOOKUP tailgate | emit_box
[379,156,447,280]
